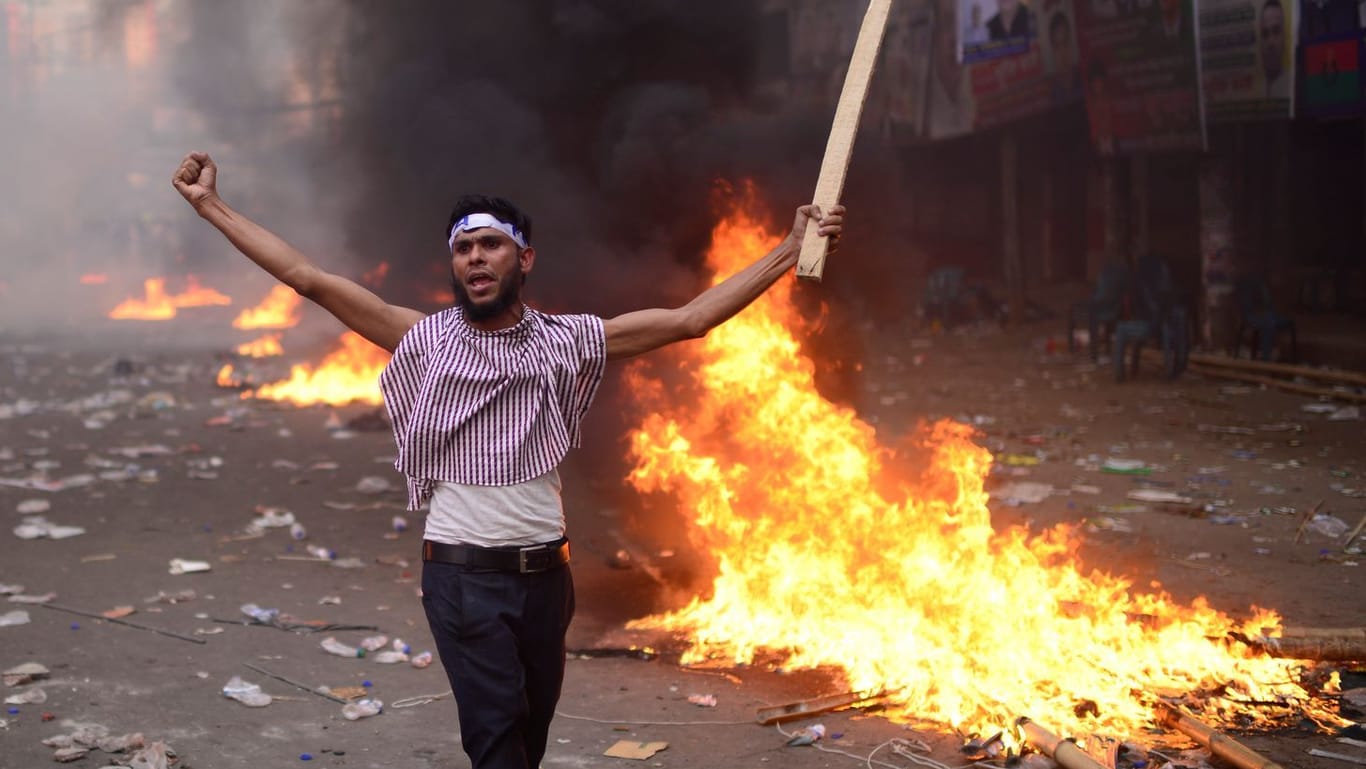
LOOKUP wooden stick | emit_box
[796,0,892,281]
[1294,500,1325,544]
[242,662,348,704]
[1188,352,1366,387]
[1154,702,1285,769]
[39,602,207,645]
[1015,717,1108,769]
[1309,748,1366,765]
[754,688,885,725]
[1344,513,1366,552]
[1187,363,1366,403]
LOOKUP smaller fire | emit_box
[232,285,301,330]
[236,334,283,358]
[244,331,388,406]
[109,276,231,320]
[362,261,390,287]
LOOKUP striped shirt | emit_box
[379,307,607,510]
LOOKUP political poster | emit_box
[1076,0,1206,153]
[1200,0,1296,121]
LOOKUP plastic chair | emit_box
[1068,261,1129,361]
[1233,273,1296,361]
[1113,255,1189,382]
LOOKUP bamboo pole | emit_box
[1015,717,1108,769]
[755,688,884,725]
[1154,702,1285,769]
[1187,363,1366,403]
[1245,634,1366,661]
[1188,352,1366,388]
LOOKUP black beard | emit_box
[450,268,521,321]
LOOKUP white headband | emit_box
[448,213,528,251]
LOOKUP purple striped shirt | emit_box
[379,307,607,509]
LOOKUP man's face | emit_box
[449,227,528,321]
[1260,4,1285,80]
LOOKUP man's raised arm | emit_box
[602,203,844,360]
[171,151,424,353]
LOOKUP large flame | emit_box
[624,195,1317,741]
[246,331,387,406]
[109,276,231,320]
[232,285,302,329]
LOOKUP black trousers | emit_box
[421,559,575,769]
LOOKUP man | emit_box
[171,151,845,769]
[1260,0,1290,98]
[987,0,1034,40]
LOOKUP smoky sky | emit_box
[157,0,858,321]
[1,0,902,362]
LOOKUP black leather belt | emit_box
[422,538,570,573]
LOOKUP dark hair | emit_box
[1261,0,1281,15]
[445,195,533,246]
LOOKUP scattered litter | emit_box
[222,676,272,707]
[686,693,717,707]
[604,740,668,759]
[1101,458,1151,475]
[355,476,393,495]
[1307,514,1351,539]
[991,482,1054,505]
[321,637,365,658]
[1329,406,1361,421]
[785,724,826,747]
[168,559,212,575]
[1086,517,1134,533]
[15,499,49,514]
[0,610,31,627]
[8,591,57,604]
[1302,403,1338,414]
[13,516,86,540]
[3,687,45,705]
[341,698,382,720]
[1127,489,1194,505]
[410,650,434,668]
[3,662,49,686]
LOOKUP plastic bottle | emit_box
[372,649,409,664]
[289,522,307,541]
[222,676,272,707]
[341,698,383,720]
[239,603,279,624]
[409,651,434,669]
[359,634,390,652]
[391,638,410,654]
[307,544,336,560]
[320,637,365,658]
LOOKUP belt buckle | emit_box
[518,546,537,573]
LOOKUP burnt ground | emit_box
[1,308,1364,769]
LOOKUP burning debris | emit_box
[108,276,231,321]
[621,202,1350,753]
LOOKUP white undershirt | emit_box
[425,468,565,547]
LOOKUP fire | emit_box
[109,276,231,320]
[246,331,387,406]
[236,333,283,358]
[623,196,1318,742]
[232,285,302,329]
[362,261,390,287]
[80,273,109,285]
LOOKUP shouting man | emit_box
[172,151,844,769]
